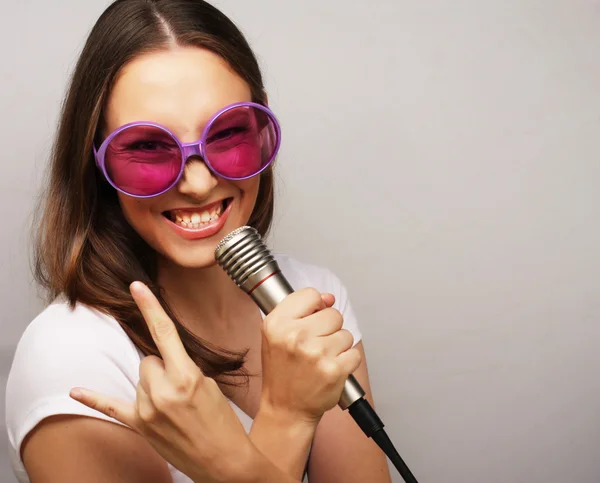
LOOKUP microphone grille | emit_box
[214,225,256,254]
[214,226,276,289]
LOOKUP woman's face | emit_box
[103,47,261,268]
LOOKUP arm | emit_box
[249,404,317,480]
[22,415,172,482]
[244,290,363,481]
[307,342,392,483]
[22,414,303,483]
[247,342,392,483]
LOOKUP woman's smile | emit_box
[161,197,233,240]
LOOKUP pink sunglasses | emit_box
[93,102,281,198]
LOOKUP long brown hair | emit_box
[33,0,275,386]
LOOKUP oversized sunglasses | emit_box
[93,102,281,198]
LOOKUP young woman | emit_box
[5,1,392,482]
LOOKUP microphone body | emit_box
[214,226,419,482]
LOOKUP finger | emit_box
[139,355,166,396]
[136,382,158,424]
[318,329,355,356]
[335,347,363,376]
[273,287,327,319]
[302,307,344,337]
[70,387,138,430]
[321,293,335,307]
[130,281,194,373]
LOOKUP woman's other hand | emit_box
[69,281,256,483]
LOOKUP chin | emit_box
[160,250,221,269]
[151,227,238,270]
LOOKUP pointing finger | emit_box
[70,387,139,431]
[130,281,195,373]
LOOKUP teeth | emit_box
[170,202,226,229]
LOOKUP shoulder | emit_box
[274,253,363,345]
[13,299,139,353]
[274,253,347,294]
[8,298,142,379]
[5,299,141,466]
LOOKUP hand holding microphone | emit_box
[215,226,420,483]
[259,287,362,425]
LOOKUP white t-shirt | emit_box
[5,254,362,483]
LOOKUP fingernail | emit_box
[129,281,144,295]
[70,388,85,400]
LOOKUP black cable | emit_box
[348,398,419,483]
[372,428,419,483]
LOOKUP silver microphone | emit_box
[214,225,365,410]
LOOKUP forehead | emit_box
[104,47,252,137]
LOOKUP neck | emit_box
[156,257,258,339]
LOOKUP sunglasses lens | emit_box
[104,125,182,196]
[204,105,279,179]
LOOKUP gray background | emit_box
[2,0,600,482]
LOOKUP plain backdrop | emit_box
[2,1,600,482]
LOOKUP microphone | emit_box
[214,226,419,483]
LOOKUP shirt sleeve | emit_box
[277,254,364,347]
[5,303,140,463]
[322,267,363,347]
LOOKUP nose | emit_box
[176,155,219,198]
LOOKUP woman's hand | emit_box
[69,282,258,483]
[248,288,363,479]
[258,287,362,425]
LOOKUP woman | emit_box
[5,0,392,482]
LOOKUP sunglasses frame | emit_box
[93,101,282,198]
